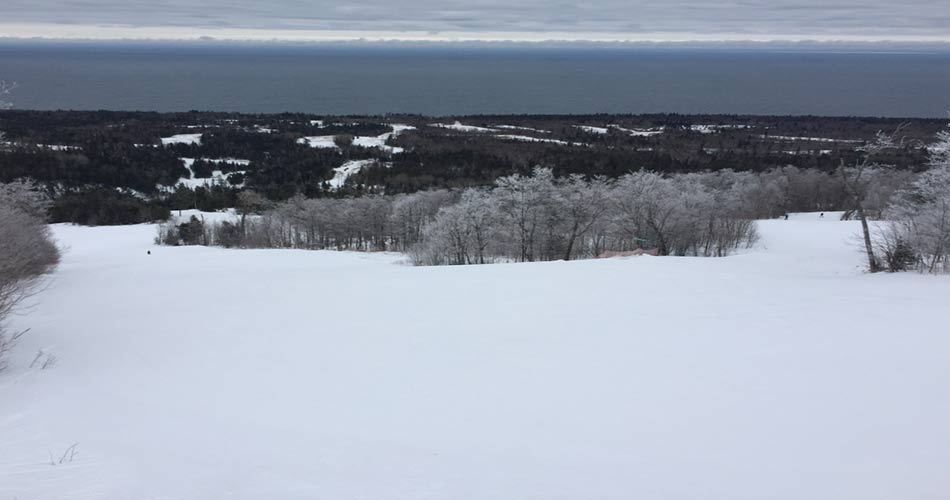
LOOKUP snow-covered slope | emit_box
[2,216,949,500]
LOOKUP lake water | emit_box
[1,43,949,117]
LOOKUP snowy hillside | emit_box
[2,215,949,500]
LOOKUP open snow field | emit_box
[2,215,950,499]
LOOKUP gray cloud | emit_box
[0,0,946,39]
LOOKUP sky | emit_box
[0,0,948,43]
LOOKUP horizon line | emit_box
[3,24,950,46]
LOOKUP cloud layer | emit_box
[1,0,948,41]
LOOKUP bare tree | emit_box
[236,190,270,243]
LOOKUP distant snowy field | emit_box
[2,215,949,500]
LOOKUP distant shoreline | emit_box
[3,38,950,54]
[3,109,948,122]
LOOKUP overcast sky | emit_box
[1,0,948,42]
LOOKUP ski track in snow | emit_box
[2,214,950,499]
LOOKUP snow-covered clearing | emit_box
[691,124,720,134]
[691,124,752,134]
[297,134,339,149]
[352,134,404,154]
[298,125,412,154]
[495,134,581,146]
[2,214,949,500]
[328,159,386,189]
[167,168,245,190]
[495,125,552,134]
[574,125,609,134]
[428,123,580,145]
[389,124,416,135]
[763,134,863,143]
[780,149,834,155]
[609,124,665,137]
[38,144,81,151]
[0,142,83,151]
[429,121,498,133]
[160,158,247,190]
[203,158,250,167]
[160,133,203,146]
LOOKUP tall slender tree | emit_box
[838,127,906,273]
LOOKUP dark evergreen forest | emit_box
[0,110,942,224]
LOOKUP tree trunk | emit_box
[838,161,880,273]
[856,205,881,273]
[563,222,580,261]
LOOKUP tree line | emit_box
[156,164,910,265]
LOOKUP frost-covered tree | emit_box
[612,171,686,256]
[456,189,498,264]
[0,179,51,219]
[0,181,60,368]
[493,167,556,262]
[418,203,474,265]
[610,171,758,257]
[410,190,497,265]
[883,128,950,272]
[391,190,457,250]
[555,174,611,260]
